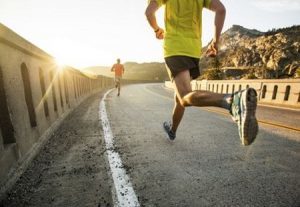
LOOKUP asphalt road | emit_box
[1,83,299,207]
[107,83,300,207]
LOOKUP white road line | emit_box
[99,89,140,207]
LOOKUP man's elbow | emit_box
[145,3,157,19]
[217,4,226,15]
[145,8,153,19]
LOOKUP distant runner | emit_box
[111,58,125,96]
[145,0,258,145]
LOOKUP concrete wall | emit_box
[0,23,114,193]
[165,79,300,108]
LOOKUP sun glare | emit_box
[55,57,67,70]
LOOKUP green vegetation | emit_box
[264,25,300,36]
[296,68,300,78]
[244,71,257,79]
[200,68,223,80]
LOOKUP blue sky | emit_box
[0,0,299,68]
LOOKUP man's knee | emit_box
[176,92,191,107]
[182,95,192,107]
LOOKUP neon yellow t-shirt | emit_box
[150,0,212,58]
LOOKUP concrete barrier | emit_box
[165,79,300,109]
[0,23,114,194]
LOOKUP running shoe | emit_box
[163,121,176,141]
[230,88,258,145]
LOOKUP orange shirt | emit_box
[112,64,124,77]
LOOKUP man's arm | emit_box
[111,64,115,72]
[145,1,164,39]
[206,0,226,57]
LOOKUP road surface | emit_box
[1,83,300,207]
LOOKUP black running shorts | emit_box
[165,56,200,81]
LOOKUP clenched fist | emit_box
[206,41,218,57]
[155,27,164,40]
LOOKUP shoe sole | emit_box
[163,123,175,141]
[240,88,258,145]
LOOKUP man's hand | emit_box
[206,41,218,57]
[155,27,164,39]
[206,0,226,57]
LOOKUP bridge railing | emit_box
[165,79,300,109]
[0,23,114,193]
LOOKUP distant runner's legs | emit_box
[115,77,121,96]
[118,77,122,96]
[117,81,121,96]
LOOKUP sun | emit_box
[54,56,68,71]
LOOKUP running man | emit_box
[111,58,125,96]
[145,0,258,145]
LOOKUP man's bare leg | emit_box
[171,94,185,133]
[173,70,231,108]
[168,70,231,135]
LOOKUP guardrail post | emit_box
[0,67,15,144]
[0,130,3,152]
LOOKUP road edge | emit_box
[99,89,140,207]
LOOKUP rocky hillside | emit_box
[200,25,300,79]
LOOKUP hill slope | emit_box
[200,25,300,78]
[84,62,168,81]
